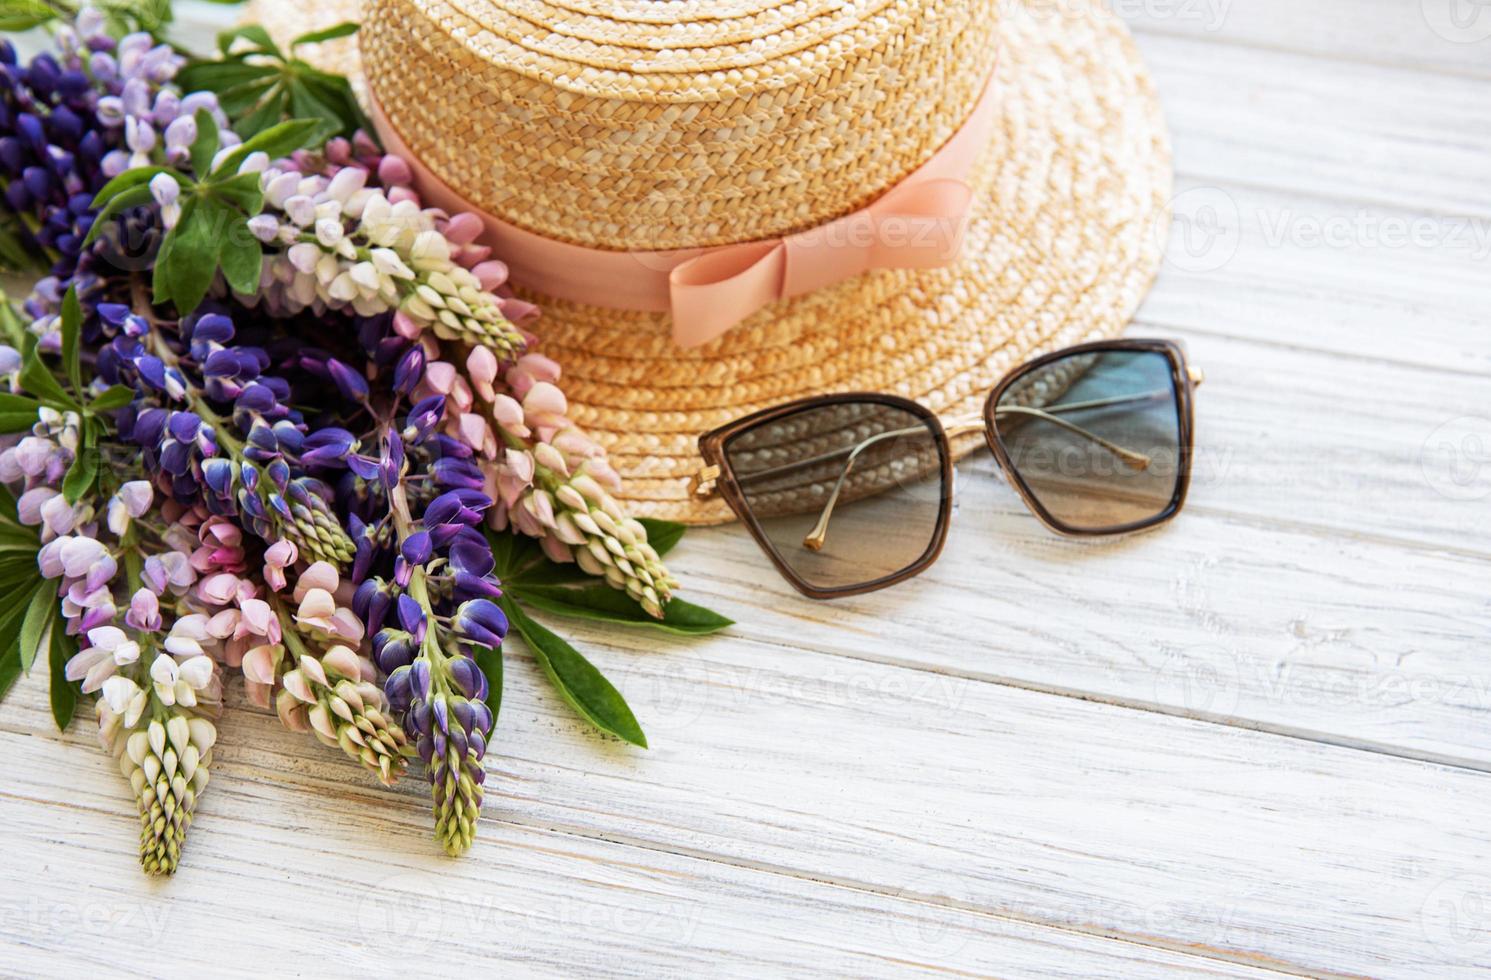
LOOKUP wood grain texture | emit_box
[3,1,1490,977]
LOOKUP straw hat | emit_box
[247,0,1172,524]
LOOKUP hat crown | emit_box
[360,0,1001,250]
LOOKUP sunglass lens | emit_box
[723,400,947,593]
[990,349,1185,532]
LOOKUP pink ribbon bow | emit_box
[367,69,999,348]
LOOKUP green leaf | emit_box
[500,596,647,748]
[0,0,55,31]
[17,579,52,674]
[0,392,39,414]
[488,528,537,580]
[18,345,76,408]
[218,24,282,58]
[513,584,733,636]
[0,482,20,527]
[0,643,19,704]
[638,518,687,558]
[90,166,169,209]
[473,643,502,735]
[61,444,99,504]
[215,77,280,117]
[60,286,82,394]
[286,77,347,143]
[0,411,39,433]
[189,108,221,179]
[0,217,43,273]
[89,385,135,413]
[82,183,154,247]
[210,172,265,214]
[48,617,77,730]
[219,221,263,295]
[177,61,279,93]
[214,118,320,176]
[154,199,221,314]
[232,86,290,139]
[292,22,360,46]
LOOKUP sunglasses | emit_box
[691,339,1203,598]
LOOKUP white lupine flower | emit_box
[101,675,139,714]
[177,655,214,690]
[107,496,129,536]
[119,480,153,517]
[237,150,269,174]
[314,252,340,286]
[60,536,108,577]
[349,261,381,292]
[263,170,301,209]
[163,634,204,657]
[149,172,181,228]
[410,229,449,264]
[286,241,321,274]
[313,199,341,222]
[369,247,414,279]
[149,654,196,705]
[162,114,195,154]
[284,195,316,228]
[247,214,281,243]
[296,174,328,198]
[325,166,366,202]
[327,272,358,302]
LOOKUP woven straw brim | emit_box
[249,0,1172,525]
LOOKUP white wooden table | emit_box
[3,3,1490,976]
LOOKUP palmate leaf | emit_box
[189,108,221,180]
[181,25,365,142]
[89,385,135,413]
[18,343,76,409]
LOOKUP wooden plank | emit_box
[675,490,1491,763]
[1139,33,1491,219]
[4,633,1487,977]
[1119,0,1491,77]
[1158,328,1490,551]
[0,722,1291,979]
[1139,177,1491,374]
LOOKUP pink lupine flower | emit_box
[125,588,161,632]
[505,353,561,400]
[196,572,244,606]
[264,540,297,592]
[489,393,529,439]
[466,346,498,402]
[521,381,569,438]
[496,448,535,508]
[293,561,339,602]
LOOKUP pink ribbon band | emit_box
[367,69,999,348]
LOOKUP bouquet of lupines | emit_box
[0,10,728,875]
